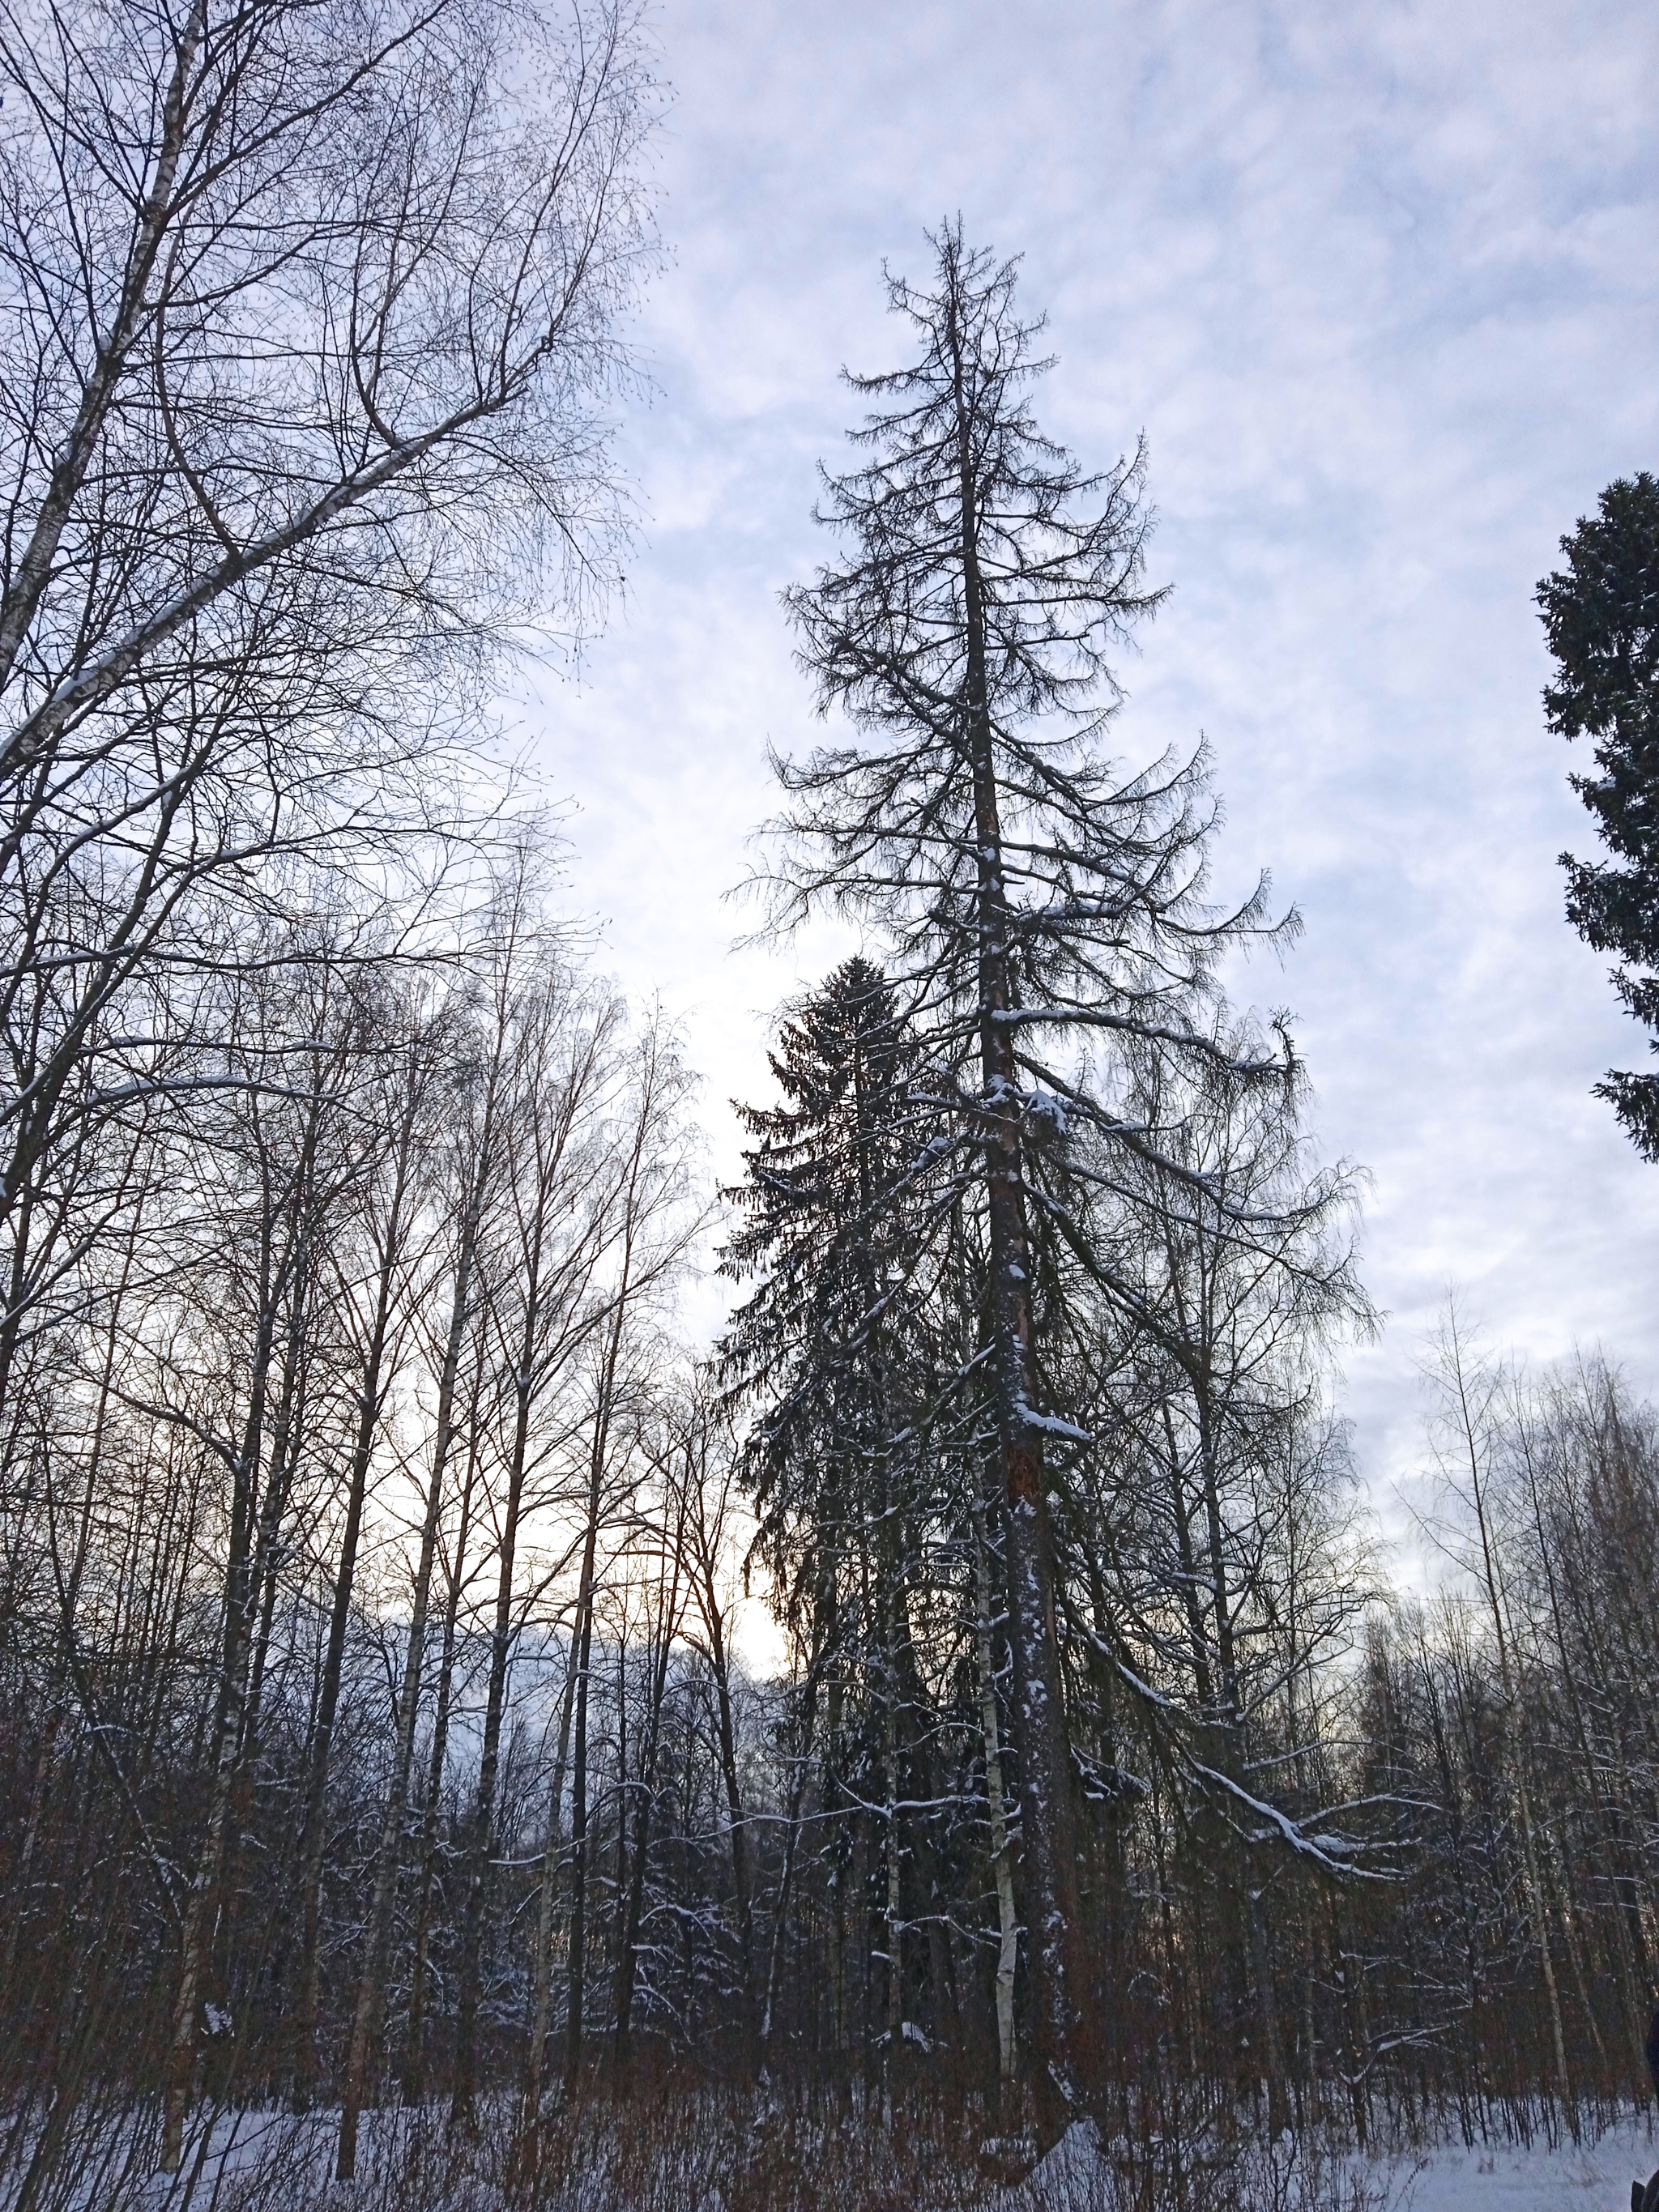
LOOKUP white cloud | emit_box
[523,0,1659,1516]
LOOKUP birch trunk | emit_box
[404,1399,482,2103]
[160,1202,290,2173]
[974,1495,1019,2091]
[292,1066,423,2104]
[521,1645,579,2149]
[611,1528,681,2073]
[336,1154,488,2180]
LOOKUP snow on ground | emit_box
[1000,2114,1659,2212]
[26,2101,1659,2210]
[1397,2116,1658,2212]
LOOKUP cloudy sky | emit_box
[517,0,1659,1547]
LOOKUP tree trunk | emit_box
[292,1072,420,2105]
[563,1558,597,2093]
[563,1192,642,2091]
[520,1643,580,2152]
[702,1549,758,2074]
[450,1267,544,2128]
[160,1210,288,2174]
[974,1495,1019,2093]
[611,1538,680,2074]
[949,285,1084,2127]
[336,1174,484,2181]
[761,1627,825,2061]
[404,1394,482,2104]
[881,1674,903,2128]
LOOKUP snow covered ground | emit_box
[1394,2118,1657,2212]
[1000,2114,1659,2212]
[17,2102,1657,2211]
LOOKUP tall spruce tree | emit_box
[759,221,1293,2120]
[719,958,957,2085]
[1537,473,1659,1157]
[720,957,934,1566]
[719,956,952,1727]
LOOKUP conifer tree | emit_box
[719,957,959,2086]
[1537,474,1659,1157]
[760,220,1292,2118]
[721,957,939,1586]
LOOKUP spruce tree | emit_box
[719,957,940,1580]
[719,957,956,2083]
[1537,472,1659,1157]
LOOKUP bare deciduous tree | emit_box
[0,0,656,1410]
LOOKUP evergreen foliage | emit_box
[1537,472,1659,1154]
[719,955,944,1616]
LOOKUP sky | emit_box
[514,0,1659,1568]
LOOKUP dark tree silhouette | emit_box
[1538,472,1659,1156]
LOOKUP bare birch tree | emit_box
[0,0,656,1408]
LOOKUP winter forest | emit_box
[3,4,1659,2210]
